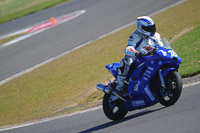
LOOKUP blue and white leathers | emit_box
[125,31,163,59]
[116,30,163,91]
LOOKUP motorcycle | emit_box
[96,38,182,121]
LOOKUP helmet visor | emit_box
[142,24,156,34]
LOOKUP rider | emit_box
[116,16,163,91]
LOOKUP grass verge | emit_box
[0,0,200,127]
[0,33,26,46]
[172,26,200,77]
[0,0,69,24]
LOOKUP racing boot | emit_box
[116,57,131,92]
[116,75,126,91]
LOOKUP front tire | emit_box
[103,93,128,121]
[156,71,182,107]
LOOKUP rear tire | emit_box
[103,93,128,121]
[156,71,182,107]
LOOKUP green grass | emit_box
[0,0,200,127]
[172,26,200,77]
[0,0,69,24]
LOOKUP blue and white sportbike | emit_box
[96,39,182,120]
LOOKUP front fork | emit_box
[159,69,166,89]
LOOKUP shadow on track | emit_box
[79,107,166,133]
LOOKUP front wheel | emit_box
[156,71,182,107]
[103,93,128,121]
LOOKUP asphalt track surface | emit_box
[0,0,181,82]
[1,82,200,133]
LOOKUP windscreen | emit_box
[161,38,171,49]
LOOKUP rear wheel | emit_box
[103,93,128,121]
[156,71,182,107]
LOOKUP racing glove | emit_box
[135,50,148,58]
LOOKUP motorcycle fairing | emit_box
[125,46,181,111]
[125,59,159,111]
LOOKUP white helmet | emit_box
[136,16,156,37]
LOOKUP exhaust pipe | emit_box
[96,83,112,94]
[96,83,126,102]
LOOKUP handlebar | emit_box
[146,47,157,55]
[136,47,157,58]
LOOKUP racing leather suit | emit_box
[116,30,163,91]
